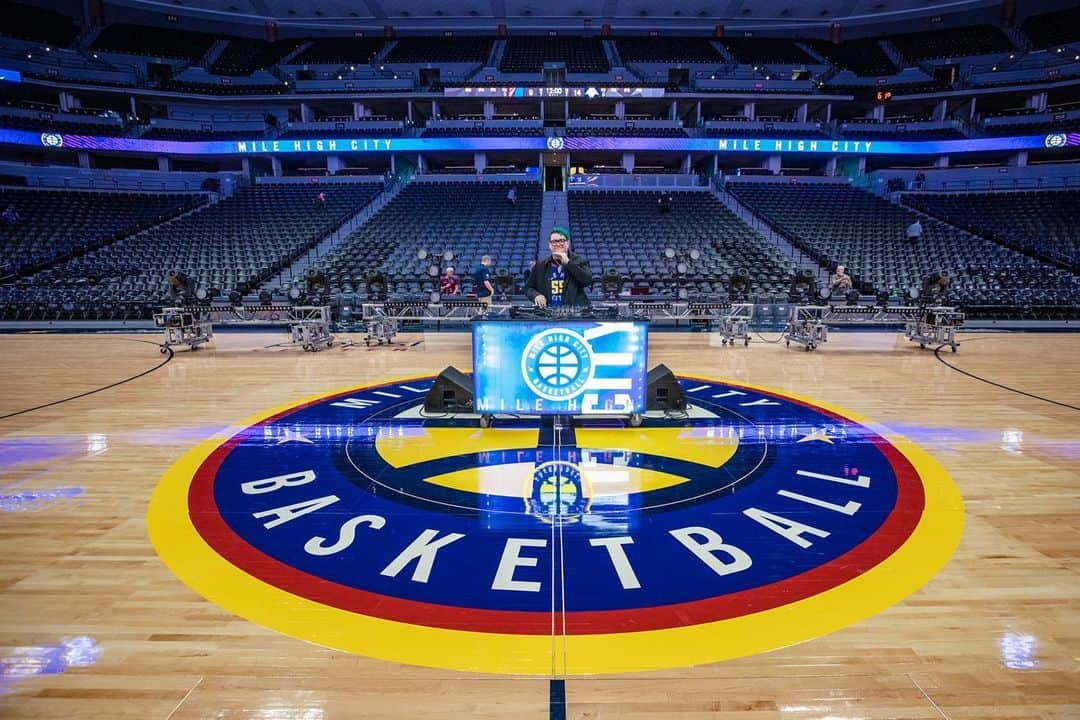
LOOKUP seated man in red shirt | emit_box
[439,266,461,296]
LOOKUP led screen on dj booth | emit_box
[472,321,648,415]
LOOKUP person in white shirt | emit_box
[906,219,922,244]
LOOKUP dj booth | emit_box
[424,314,687,428]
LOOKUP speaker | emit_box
[646,364,686,412]
[424,366,474,413]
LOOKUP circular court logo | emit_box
[149,375,963,675]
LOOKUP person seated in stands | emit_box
[1,205,18,226]
[439,266,461,296]
[830,265,854,294]
[506,187,516,205]
[315,191,326,207]
[658,191,673,214]
[906,218,923,244]
[526,227,593,310]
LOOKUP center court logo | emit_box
[149,375,963,675]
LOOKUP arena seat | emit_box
[903,189,1080,271]
[3,183,381,319]
[384,37,493,64]
[727,182,1079,308]
[1021,6,1080,49]
[317,182,542,297]
[615,37,724,64]
[567,190,796,299]
[804,39,897,77]
[0,187,205,279]
[90,23,218,61]
[887,25,1013,61]
[210,39,305,76]
[500,37,609,73]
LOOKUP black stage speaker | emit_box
[646,363,686,412]
[424,366,474,413]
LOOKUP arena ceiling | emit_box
[100,0,1013,30]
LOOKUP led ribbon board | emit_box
[4,129,1077,155]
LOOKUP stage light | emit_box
[677,261,688,274]
[429,290,442,303]
[921,270,950,302]
[729,269,750,300]
[789,269,817,302]
[288,286,304,302]
[305,268,329,302]
[876,290,891,307]
[165,270,194,305]
[228,290,243,306]
[601,269,623,300]
[495,269,514,299]
[258,290,273,305]
[845,289,861,306]
[442,250,455,262]
[664,247,676,259]
[417,249,429,260]
[428,264,440,277]
[689,249,701,260]
[195,287,209,302]
[367,272,387,300]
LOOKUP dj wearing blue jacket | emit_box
[525,226,593,309]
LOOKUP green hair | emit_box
[550,226,570,241]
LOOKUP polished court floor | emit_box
[0,330,1077,719]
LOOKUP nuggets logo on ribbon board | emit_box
[149,375,963,675]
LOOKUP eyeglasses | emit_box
[549,238,569,245]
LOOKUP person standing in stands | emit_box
[914,171,926,190]
[906,218,922,244]
[440,266,461,296]
[506,187,516,206]
[1,205,18,226]
[473,255,494,308]
[526,227,593,309]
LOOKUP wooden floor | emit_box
[0,330,1077,719]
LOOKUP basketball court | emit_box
[0,329,1076,718]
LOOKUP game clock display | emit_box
[472,321,648,415]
